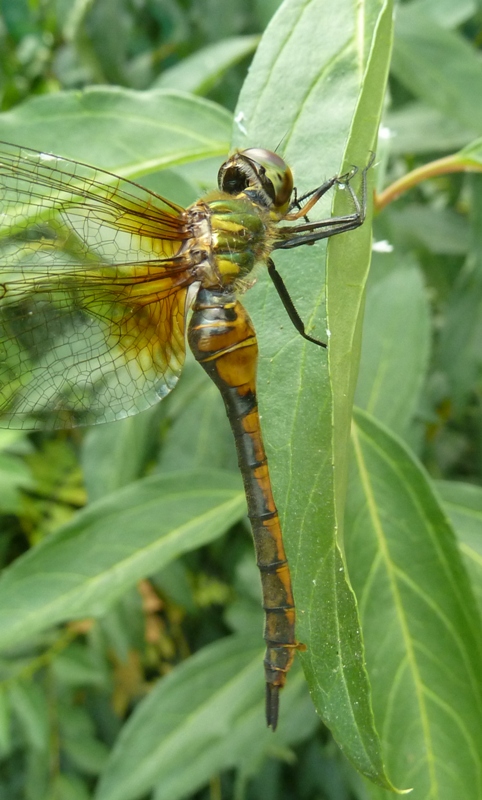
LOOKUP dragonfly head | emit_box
[218,148,293,215]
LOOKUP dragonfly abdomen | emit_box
[188,287,302,730]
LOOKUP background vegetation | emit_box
[0,0,482,799]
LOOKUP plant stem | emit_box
[375,154,482,211]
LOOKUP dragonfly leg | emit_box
[274,154,373,250]
[267,258,327,348]
[287,175,339,218]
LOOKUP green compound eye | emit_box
[241,148,294,209]
[218,148,294,213]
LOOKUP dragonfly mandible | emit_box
[0,142,369,729]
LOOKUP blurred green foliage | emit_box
[0,0,274,109]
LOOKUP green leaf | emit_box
[391,7,482,133]
[81,408,163,502]
[435,480,482,614]
[95,636,317,800]
[355,255,430,439]
[156,378,236,474]
[0,470,244,650]
[435,176,482,411]
[49,773,91,800]
[408,0,476,28]
[51,641,108,687]
[0,688,11,756]
[59,703,110,775]
[0,87,232,175]
[82,360,237,487]
[459,137,482,167]
[62,735,109,775]
[384,102,477,155]
[347,409,482,798]
[8,681,49,753]
[254,0,284,28]
[154,35,260,95]
[231,0,395,787]
[0,451,33,513]
[383,205,469,255]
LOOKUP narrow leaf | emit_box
[231,0,395,786]
[154,36,260,95]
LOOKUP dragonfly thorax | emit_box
[186,149,298,291]
[188,193,275,290]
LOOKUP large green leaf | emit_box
[231,0,394,786]
[0,471,244,650]
[0,87,231,175]
[347,409,482,799]
[95,637,317,800]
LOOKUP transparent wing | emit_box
[0,142,198,429]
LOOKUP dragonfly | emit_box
[0,141,369,730]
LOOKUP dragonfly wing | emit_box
[1,276,194,429]
[0,142,198,429]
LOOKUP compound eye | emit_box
[241,148,294,211]
[218,148,294,212]
[219,164,250,195]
